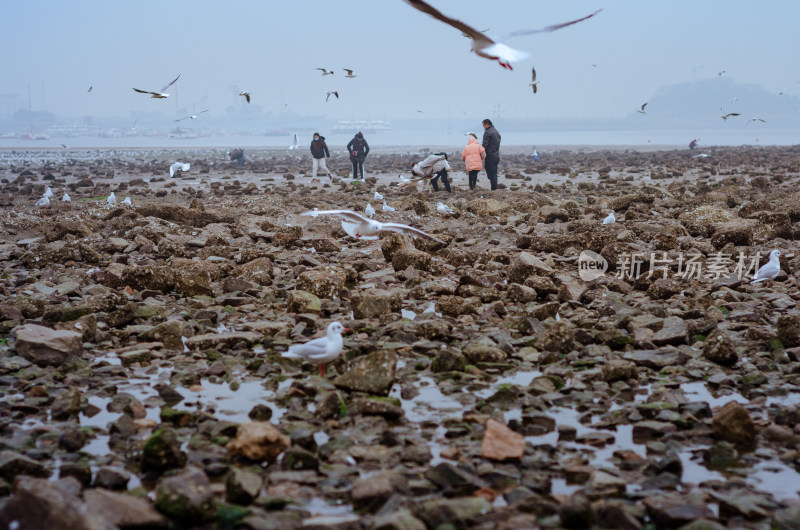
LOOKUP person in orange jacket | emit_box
[461,133,486,190]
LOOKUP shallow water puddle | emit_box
[173,378,286,424]
[391,376,463,423]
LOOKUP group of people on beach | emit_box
[307,118,502,191]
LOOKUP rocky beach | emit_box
[1,144,800,529]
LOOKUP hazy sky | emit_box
[2,1,798,121]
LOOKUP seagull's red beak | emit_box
[343,327,352,333]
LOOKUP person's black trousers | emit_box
[468,169,479,189]
[430,169,451,192]
[485,156,499,190]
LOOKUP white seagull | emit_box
[326,90,339,103]
[382,201,396,212]
[751,250,781,284]
[289,134,300,150]
[121,197,132,205]
[282,321,348,376]
[35,195,50,207]
[239,91,251,103]
[132,74,181,99]
[106,192,117,205]
[43,187,53,198]
[404,0,601,70]
[374,191,384,201]
[170,162,190,177]
[316,68,334,76]
[603,211,615,224]
[637,102,647,114]
[530,66,538,94]
[174,109,208,122]
[343,69,357,78]
[61,192,71,202]
[365,202,376,218]
[436,202,455,217]
[301,209,445,244]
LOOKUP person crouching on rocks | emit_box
[411,152,451,192]
[310,132,334,180]
[461,133,485,190]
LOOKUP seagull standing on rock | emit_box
[301,209,445,243]
[603,211,615,224]
[374,191,384,201]
[121,197,132,206]
[282,322,348,376]
[61,192,71,202]
[44,187,53,198]
[106,192,116,205]
[35,195,50,207]
[382,200,395,212]
[751,250,781,285]
[436,202,455,218]
[365,202,376,218]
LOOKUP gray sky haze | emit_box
[2,1,799,122]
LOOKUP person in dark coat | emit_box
[230,148,245,166]
[310,132,333,180]
[481,118,501,190]
[346,131,369,180]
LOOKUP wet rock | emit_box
[540,321,575,353]
[140,426,187,473]
[248,403,273,421]
[0,450,50,480]
[58,461,92,486]
[84,488,168,529]
[431,348,466,372]
[644,494,715,527]
[239,257,274,285]
[777,314,800,348]
[186,330,262,350]
[507,282,538,303]
[334,350,397,395]
[351,290,402,319]
[773,505,800,530]
[350,472,406,513]
[508,252,553,283]
[712,401,756,446]
[560,492,595,529]
[225,467,263,505]
[462,339,506,363]
[602,359,638,382]
[466,198,510,217]
[226,421,290,462]
[647,278,681,299]
[353,398,404,420]
[121,265,176,292]
[13,323,83,366]
[416,496,492,529]
[711,221,754,249]
[93,467,131,490]
[296,266,347,299]
[587,470,627,497]
[391,248,432,271]
[651,317,688,346]
[287,290,322,313]
[59,426,88,452]
[437,295,480,317]
[51,386,83,420]
[154,466,216,526]
[481,418,524,461]
[703,332,738,366]
[373,509,426,530]
[623,347,684,369]
[0,476,108,530]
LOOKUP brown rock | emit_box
[13,324,83,366]
[239,257,274,285]
[712,401,756,446]
[226,422,290,462]
[296,266,347,299]
[391,248,432,271]
[508,252,553,283]
[481,419,524,461]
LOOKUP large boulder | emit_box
[238,257,274,285]
[334,350,397,396]
[712,401,756,446]
[0,477,111,530]
[13,324,83,366]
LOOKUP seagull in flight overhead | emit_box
[718,70,726,77]
[530,66,538,93]
[746,118,767,125]
[239,91,251,103]
[301,209,445,244]
[317,68,334,76]
[133,74,181,99]
[720,108,740,121]
[289,133,300,150]
[326,90,339,102]
[637,102,648,114]
[174,109,208,122]
[343,69,357,78]
[404,0,601,70]
[87,86,93,93]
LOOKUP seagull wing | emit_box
[133,88,159,96]
[404,0,493,43]
[531,67,537,83]
[197,109,209,114]
[379,222,446,244]
[244,93,250,103]
[301,209,371,224]
[500,9,602,41]
[160,74,181,93]
[286,336,328,359]
[751,262,780,283]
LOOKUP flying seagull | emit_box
[60,144,68,150]
[174,109,208,122]
[289,133,300,150]
[404,0,601,70]
[326,90,339,102]
[746,118,767,125]
[170,162,190,177]
[239,91,251,103]
[87,86,93,93]
[718,70,726,77]
[720,108,740,121]
[343,69,357,78]
[530,66,538,93]
[317,68,334,76]
[637,102,648,114]
[301,209,445,244]
[132,74,181,99]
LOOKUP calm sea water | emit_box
[0,128,796,150]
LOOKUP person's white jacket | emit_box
[412,154,450,177]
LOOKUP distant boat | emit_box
[20,132,50,140]
[168,127,198,139]
[0,132,15,139]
